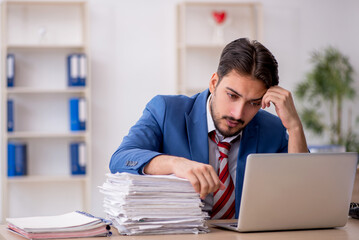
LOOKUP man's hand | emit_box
[144,155,224,199]
[261,86,308,153]
[261,86,301,131]
[172,157,225,199]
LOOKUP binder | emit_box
[67,54,79,86]
[78,54,87,86]
[8,142,27,177]
[7,143,16,176]
[69,97,86,131]
[7,99,14,132]
[7,54,15,87]
[70,142,86,175]
[67,53,87,87]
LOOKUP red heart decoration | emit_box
[212,11,226,24]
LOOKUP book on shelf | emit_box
[7,99,14,132]
[67,53,87,87]
[6,211,112,240]
[70,142,86,175]
[7,53,15,87]
[8,142,27,177]
[69,97,86,131]
[79,54,87,86]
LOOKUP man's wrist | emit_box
[287,122,304,135]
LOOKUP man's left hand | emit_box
[261,86,301,132]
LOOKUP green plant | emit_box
[295,46,359,152]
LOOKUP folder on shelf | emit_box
[67,53,87,87]
[7,99,14,132]
[7,53,15,87]
[67,54,79,86]
[79,54,87,86]
[70,142,86,175]
[69,97,86,131]
[8,142,27,177]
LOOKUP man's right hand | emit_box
[144,155,224,199]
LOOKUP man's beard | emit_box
[210,100,245,138]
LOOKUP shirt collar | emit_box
[206,94,241,143]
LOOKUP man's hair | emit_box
[217,38,279,88]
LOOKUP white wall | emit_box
[1,0,358,219]
[88,0,359,217]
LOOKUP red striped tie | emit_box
[209,131,235,219]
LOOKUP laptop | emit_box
[212,152,358,232]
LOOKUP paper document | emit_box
[6,211,111,239]
[99,173,209,235]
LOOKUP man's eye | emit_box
[250,101,261,107]
[227,93,238,99]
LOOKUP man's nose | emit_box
[230,101,245,120]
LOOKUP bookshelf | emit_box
[1,0,91,220]
[177,2,262,95]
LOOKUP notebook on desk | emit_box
[212,152,358,232]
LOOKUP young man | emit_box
[110,38,308,219]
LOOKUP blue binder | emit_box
[67,54,79,86]
[7,54,15,87]
[67,53,86,87]
[69,98,86,131]
[7,143,16,176]
[8,142,27,177]
[70,142,86,175]
[78,54,87,86]
[7,99,14,132]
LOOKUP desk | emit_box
[1,218,359,240]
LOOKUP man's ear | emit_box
[209,73,219,94]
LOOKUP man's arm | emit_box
[110,95,222,199]
[261,86,308,153]
[109,96,167,174]
[144,155,224,199]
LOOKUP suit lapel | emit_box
[185,90,210,164]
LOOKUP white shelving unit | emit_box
[177,2,262,95]
[1,0,91,220]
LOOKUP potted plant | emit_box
[295,46,359,152]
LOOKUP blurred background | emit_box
[0,0,358,221]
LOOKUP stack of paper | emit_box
[6,211,111,239]
[99,173,209,235]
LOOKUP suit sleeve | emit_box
[278,129,289,153]
[109,96,166,174]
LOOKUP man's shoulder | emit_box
[156,93,196,104]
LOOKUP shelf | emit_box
[7,44,85,50]
[4,1,87,5]
[1,0,91,220]
[6,87,87,95]
[7,131,87,139]
[7,175,87,184]
[176,2,262,95]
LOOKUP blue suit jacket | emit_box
[110,89,288,218]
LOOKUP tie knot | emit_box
[209,131,232,154]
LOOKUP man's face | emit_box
[209,70,267,137]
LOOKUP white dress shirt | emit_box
[203,94,242,212]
